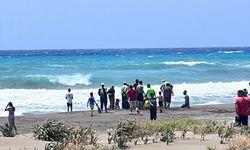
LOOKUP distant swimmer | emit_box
[65,88,73,112]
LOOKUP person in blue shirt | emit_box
[87,92,96,116]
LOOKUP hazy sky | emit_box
[1,0,250,50]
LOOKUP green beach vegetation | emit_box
[31,119,250,150]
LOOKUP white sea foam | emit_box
[47,64,69,68]
[197,101,223,105]
[148,55,154,58]
[0,80,248,116]
[175,52,184,55]
[26,73,92,86]
[161,61,215,66]
[218,50,244,54]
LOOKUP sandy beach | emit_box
[0,104,236,150]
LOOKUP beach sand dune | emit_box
[0,104,235,149]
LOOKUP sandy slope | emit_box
[0,104,236,150]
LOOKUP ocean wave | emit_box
[26,73,92,86]
[161,61,215,66]
[218,50,244,54]
[0,80,248,116]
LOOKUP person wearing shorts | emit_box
[87,92,96,116]
[65,88,73,112]
[136,80,144,110]
[235,90,250,126]
[157,91,164,113]
[127,85,139,114]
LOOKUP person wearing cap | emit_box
[98,83,108,113]
[121,82,129,109]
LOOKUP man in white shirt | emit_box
[65,88,73,112]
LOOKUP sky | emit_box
[0,0,250,50]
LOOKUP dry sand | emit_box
[0,104,236,150]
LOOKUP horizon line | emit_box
[0,46,249,51]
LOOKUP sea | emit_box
[0,48,249,116]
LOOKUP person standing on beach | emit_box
[181,90,190,108]
[107,86,115,109]
[5,102,17,134]
[162,83,174,109]
[146,84,156,120]
[235,90,250,126]
[133,79,139,89]
[98,83,108,113]
[136,80,145,110]
[87,92,96,116]
[156,91,164,113]
[160,80,167,107]
[65,88,73,112]
[243,89,248,97]
[121,82,129,109]
[127,85,139,114]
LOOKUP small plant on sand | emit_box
[228,136,250,150]
[0,123,15,137]
[206,146,217,150]
[34,120,99,150]
[114,119,137,148]
[217,123,235,144]
[33,120,71,142]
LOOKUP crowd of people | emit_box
[4,81,250,135]
[65,79,189,120]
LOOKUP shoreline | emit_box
[0,103,237,150]
[0,103,235,134]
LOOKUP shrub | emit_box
[0,123,15,137]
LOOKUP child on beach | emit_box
[87,92,96,116]
[157,91,164,113]
[5,102,17,134]
[181,90,190,108]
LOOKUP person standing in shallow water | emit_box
[107,86,115,109]
[98,83,108,113]
[65,88,73,112]
[5,102,17,134]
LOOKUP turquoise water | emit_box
[0,48,249,116]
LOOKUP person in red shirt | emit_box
[127,85,139,114]
[235,90,250,126]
